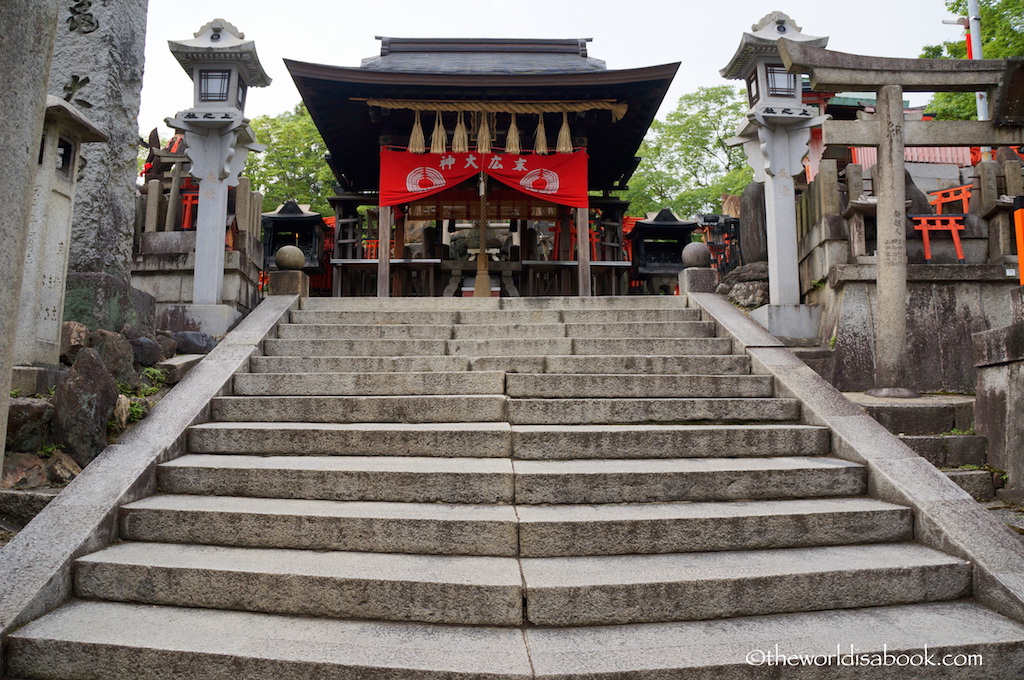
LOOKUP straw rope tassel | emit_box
[534,114,548,155]
[477,113,491,154]
[452,111,469,153]
[557,112,572,154]
[409,110,425,153]
[430,110,447,154]
[506,113,521,154]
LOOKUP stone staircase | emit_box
[7,296,1024,678]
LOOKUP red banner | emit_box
[380,148,588,208]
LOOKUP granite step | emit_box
[232,370,506,396]
[264,338,451,357]
[248,353,752,375]
[289,309,460,325]
[277,323,456,339]
[506,397,801,425]
[512,456,866,504]
[157,454,515,504]
[210,395,508,423]
[520,543,971,626]
[186,422,829,459]
[571,337,733,355]
[504,373,774,398]
[11,600,1023,680]
[74,542,523,626]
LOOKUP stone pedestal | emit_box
[268,271,310,297]
[974,321,1024,503]
[679,268,718,294]
[750,303,821,342]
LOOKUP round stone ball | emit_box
[274,245,306,271]
[682,241,712,268]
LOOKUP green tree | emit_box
[244,103,337,214]
[619,86,753,218]
[921,0,1024,120]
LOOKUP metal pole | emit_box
[966,0,992,160]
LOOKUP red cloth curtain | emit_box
[380,148,588,208]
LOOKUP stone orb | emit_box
[275,246,306,271]
[682,241,712,268]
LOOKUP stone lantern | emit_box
[721,12,828,339]
[14,97,105,375]
[164,19,269,334]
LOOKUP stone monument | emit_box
[47,0,151,331]
[164,19,270,334]
[720,12,828,341]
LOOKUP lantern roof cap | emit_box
[169,18,272,87]
[720,12,828,80]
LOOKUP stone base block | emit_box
[63,273,155,333]
[158,305,242,337]
[749,304,821,342]
[267,271,309,297]
[9,367,66,397]
[678,268,718,294]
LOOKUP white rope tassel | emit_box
[557,112,573,154]
[534,114,548,155]
[430,110,447,154]
[452,111,469,153]
[409,110,425,153]
[477,113,491,154]
[506,113,521,154]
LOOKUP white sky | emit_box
[139,0,962,137]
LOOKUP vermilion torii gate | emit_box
[779,39,1024,396]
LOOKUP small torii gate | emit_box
[779,40,1024,395]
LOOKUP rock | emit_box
[131,336,162,367]
[52,348,119,468]
[156,334,178,360]
[728,281,770,309]
[60,321,91,365]
[5,398,54,453]
[722,261,769,286]
[1,452,48,490]
[715,283,732,295]
[173,331,217,354]
[119,324,147,340]
[90,329,138,387]
[682,242,712,268]
[45,450,81,485]
[111,394,132,431]
[739,181,768,264]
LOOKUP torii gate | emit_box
[779,40,1024,396]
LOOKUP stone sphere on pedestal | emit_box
[682,242,712,268]
[274,246,306,271]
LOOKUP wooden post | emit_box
[872,85,910,392]
[377,206,392,298]
[576,206,591,296]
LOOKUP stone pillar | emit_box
[762,127,801,305]
[193,176,230,305]
[873,85,910,391]
[48,0,148,283]
[0,0,61,471]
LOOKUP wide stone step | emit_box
[74,542,523,625]
[446,338,573,356]
[277,323,456,339]
[12,600,1024,679]
[188,421,514,457]
[211,395,507,423]
[186,422,829,459]
[505,373,773,398]
[456,309,564,325]
[289,309,460,325]
[571,337,733,355]
[506,397,801,425]
[559,307,701,323]
[118,495,909,558]
[520,543,970,626]
[265,338,450,357]
[517,497,912,556]
[233,371,506,396]
[513,457,866,504]
[510,424,830,459]
[249,353,752,375]
[563,321,716,338]
[121,495,520,556]
[158,455,514,504]
[451,323,568,339]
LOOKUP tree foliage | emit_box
[920,0,1024,120]
[244,103,337,215]
[620,86,753,218]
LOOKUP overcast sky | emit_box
[139,0,962,136]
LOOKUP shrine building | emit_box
[285,38,678,297]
